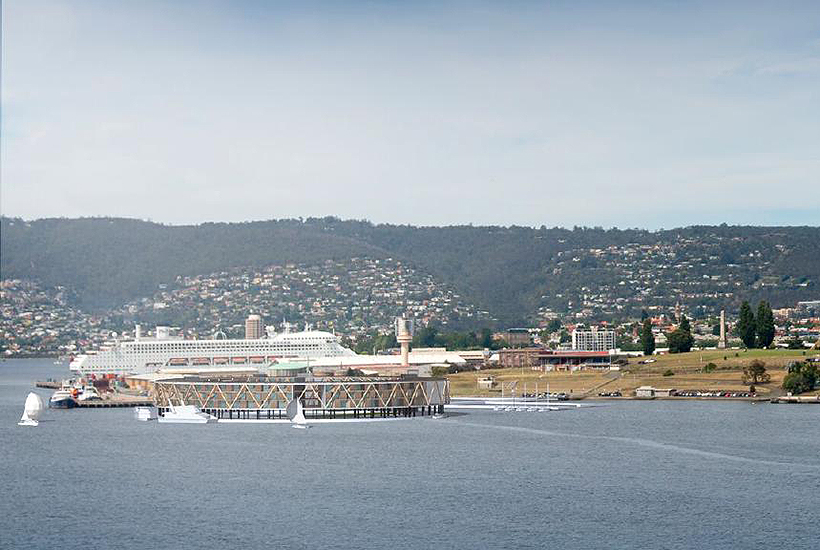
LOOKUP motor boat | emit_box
[158,401,216,424]
[49,388,77,409]
[134,407,157,421]
[19,392,44,426]
[76,386,101,402]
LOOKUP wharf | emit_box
[36,380,61,389]
[770,395,820,404]
[76,395,154,408]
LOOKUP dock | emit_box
[76,397,154,408]
[770,395,820,404]
[153,376,448,421]
[36,380,61,389]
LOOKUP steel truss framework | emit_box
[153,377,450,414]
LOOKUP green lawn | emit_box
[447,349,819,397]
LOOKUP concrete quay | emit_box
[770,395,820,404]
[76,397,154,408]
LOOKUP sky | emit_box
[1,0,819,229]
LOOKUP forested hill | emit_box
[2,217,818,325]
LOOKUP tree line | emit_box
[782,361,818,395]
[640,314,694,355]
[350,326,506,355]
[736,300,775,348]
[638,300,777,356]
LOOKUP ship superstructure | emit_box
[69,321,356,377]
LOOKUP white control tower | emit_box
[395,317,415,368]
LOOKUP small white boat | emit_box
[134,407,157,421]
[158,401,216,424]
[431,413,446,420]
[19,392,44,426]
[76,386,101,402]
[286,397,309,429]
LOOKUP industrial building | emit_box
[309,349,466,377]
[502,328,532,347]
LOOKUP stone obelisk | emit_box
[718,310,727,349]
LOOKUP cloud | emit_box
[757,57,820,76]
[1,0,819,229]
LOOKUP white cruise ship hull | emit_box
[70,330,356,377]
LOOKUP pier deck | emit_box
[76,398,154,408]
[153,375,449,420]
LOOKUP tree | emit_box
[678,314,694,351]
[641,309,649,322]
[737,301,757,348]
[479,328,494,349]
[413,326,440,348]
[782,361,817,394]
[786,335,804,349]
[667,314,694,353]
[640,319,655,356]
[756,301,775,348]
[742,359,770,385]
[667,330,684,353]
[617,333,642,352]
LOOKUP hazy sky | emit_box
[2,1,819,228]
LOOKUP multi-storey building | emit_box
[245,314,264,339]
[571,326,616,351]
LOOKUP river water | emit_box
[2,359,818,550]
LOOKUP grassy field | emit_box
[447,349,819,398]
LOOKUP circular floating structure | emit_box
[153,375,449,421]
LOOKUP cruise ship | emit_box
[69,320,356,377]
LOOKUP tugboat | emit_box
[49,385,78,409]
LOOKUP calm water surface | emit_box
[2,359,819,550]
